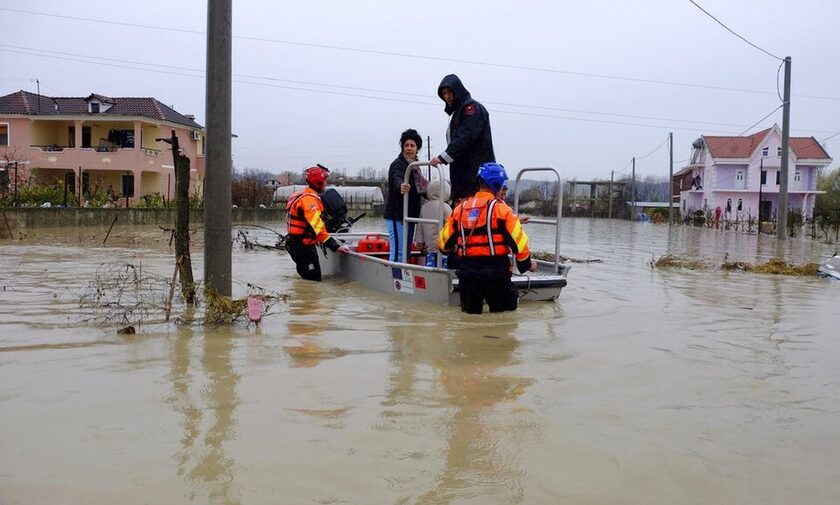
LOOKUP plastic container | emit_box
[358,234,389,253]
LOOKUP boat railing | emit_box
[402,161,449,267]
[512,167,564,274]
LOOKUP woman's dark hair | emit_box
[399,128,422,150]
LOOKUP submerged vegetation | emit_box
[652,254,820,276]
[78,261,287,330]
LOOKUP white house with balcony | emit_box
[673,124,831,221]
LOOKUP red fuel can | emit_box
[358,234,389,253]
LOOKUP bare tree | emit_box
[232,168,275,207]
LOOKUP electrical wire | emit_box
[776,59,785,104]
[4,45,810,136]
[635,135,670,161]
[688,0,784,61]
[8,41,798,131]
[821,131,840,143]
[5,6,836,101]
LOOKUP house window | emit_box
[794,171,801,182]
[761,170,767,184]
[736,170,744,181]
[0,123,8,145]
[737,198,743,211]
[775,171,780,185]
[777,146,782,156]
[90,102,100,113]
[762,147,769,156]
[726,198,732,212]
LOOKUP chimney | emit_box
[185,114,195,121]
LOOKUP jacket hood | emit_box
[437,74,470,114]
[426,179,451,201]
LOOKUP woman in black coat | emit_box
[383,129,424,262]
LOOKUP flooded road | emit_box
[1,219,839,504]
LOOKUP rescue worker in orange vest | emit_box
[285,165,349,281]
[438,162,536,314]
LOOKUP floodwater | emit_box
[1,218,839,505]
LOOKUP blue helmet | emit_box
[476,162,508,193]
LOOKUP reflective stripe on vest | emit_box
[286,191,319,244]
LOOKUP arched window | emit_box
[736,170,744,181]
[726,198,732,212]
[794,171,801,182]
[737,198,743,211]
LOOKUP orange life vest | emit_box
[455,196,510,257]
[286,188,329,246]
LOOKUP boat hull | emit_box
[318,232,569,306]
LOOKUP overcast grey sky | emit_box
[2,0,838,181]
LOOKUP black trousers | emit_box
[456,265,518,315]
[285,237,322,281]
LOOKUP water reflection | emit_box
[167,324,240,504]
[383,320,534,504]
[283,279,342,368]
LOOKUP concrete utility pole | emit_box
[631,157,636,221]
[668,132,674,226]
[776,56,792,240]
[204,0,233,296]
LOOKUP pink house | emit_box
[673,125,832,221]
[0,90,205,204]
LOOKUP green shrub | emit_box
[136,192,166,208]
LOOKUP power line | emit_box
[0,49,792,139]
[736,105,783,136]
[5,7,838,101]
[5,44,836,136]
[635,135,670,161]
[688,0,784,61]
[0,42,776,130]
[821,131,840,143]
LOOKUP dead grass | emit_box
[653,255,819,277]
[651,255,709,270]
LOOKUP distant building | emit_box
[0,90,205,204]
[673,124,831,220]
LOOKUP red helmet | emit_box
[305,165,329,191]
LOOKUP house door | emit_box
[82,127,92,148]
[759,200,773,222]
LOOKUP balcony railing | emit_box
[31,144,70,152]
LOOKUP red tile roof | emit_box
[0,90,201,128]
[703,128,830,160]
[704,128,770,159]
[789,137,830,159]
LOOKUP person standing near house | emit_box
[430,74,495,203]
[383,129,426,263]
[285,165,349,281]
[106,184,117,204]
[438,163,535,314]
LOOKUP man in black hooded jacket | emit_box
[430,74,495,203]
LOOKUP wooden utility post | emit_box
[608,170,614,219]
[162,130,196,304]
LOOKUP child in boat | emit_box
[414,179,452,268]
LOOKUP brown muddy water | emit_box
[1,218,839,505]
